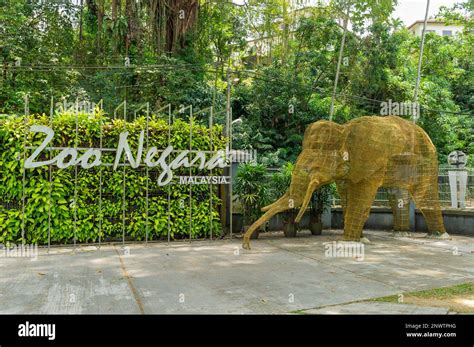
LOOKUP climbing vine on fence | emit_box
[0,111,226,245]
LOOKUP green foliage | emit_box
[0,111,226,245]
[382,29,473,161]
[0,0,471,179]
[233,4,472,165]
[191,1,247,65]
[311,184,336,216]
[234,162,269,225]
[268,162,294,202]
[0,0,77,114]
[232,66,316,164]
[266,162,334,219]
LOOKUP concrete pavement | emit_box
[0,229,472,314]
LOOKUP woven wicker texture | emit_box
[242,116,446,249]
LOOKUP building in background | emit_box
[407,20,464,36]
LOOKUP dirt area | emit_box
[373,283,474,313]
[401,295,474,313]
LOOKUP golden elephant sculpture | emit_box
[242,116,448,249]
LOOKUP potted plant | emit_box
[309,184,335,235]
[269,163,299,237]
[282,210,298,237]
[234,162,269,239]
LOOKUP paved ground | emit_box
[0,229,473,314]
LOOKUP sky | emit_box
[394,0,458,26]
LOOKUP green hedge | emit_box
[0,111,226,245]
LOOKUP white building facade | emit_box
[408,20,464,37]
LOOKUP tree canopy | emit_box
[0,0,472,163]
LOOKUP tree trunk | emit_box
[97,0,104,54]
[165,0,198,53]
[147,0,198,55]
[112,0,118,20]
[79,0,84,44]
[281,0,290,65]
[124,0,142,55]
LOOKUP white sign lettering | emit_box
[24,126,228,186]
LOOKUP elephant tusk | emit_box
[294,179,320,223]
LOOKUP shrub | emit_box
[0,111,226,244]
[234,162,269,225]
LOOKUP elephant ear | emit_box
[302,120,344,150]
[336,147,351,178]
[342,117,402,183]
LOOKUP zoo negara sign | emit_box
[24,125,230,185]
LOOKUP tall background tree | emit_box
[0,0,471,162]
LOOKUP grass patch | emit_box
[372,282,474,313]
[373,282,474,302]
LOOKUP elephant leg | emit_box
[387,192,399,230]
[343,179,380,241]
[336,181,355,234]
[336,181,347,221]
[295,179,319,223]
[387,188,410,231]
[409,178,446,235]
[242,194,301,249]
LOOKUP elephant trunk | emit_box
[242,192,301,249]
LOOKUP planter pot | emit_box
[283,222,298,237]
[242,225,260,239]
[310,221,323,235]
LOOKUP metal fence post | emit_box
[48,95,53,253]
[73,99,78,252]
[122,100,127,247]
[98,99,103,250]
[168,105,171,244]
[329,5,350,121]
[189,105,193,242]
[414,0,431,114]
[145,102,150,246]
[21,94,29,246]
[209,107,213,240]
[229,107,233,239]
